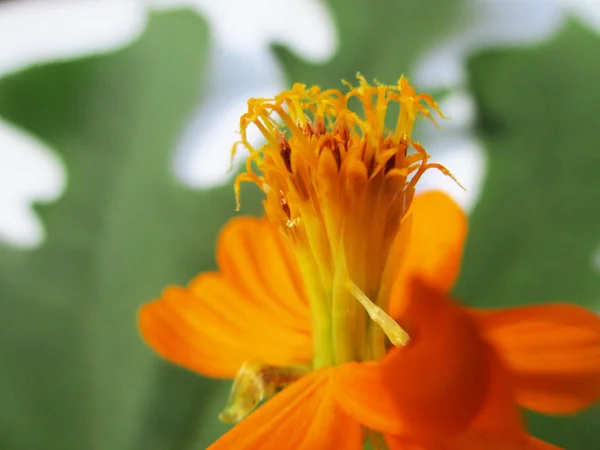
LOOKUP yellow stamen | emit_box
[346,279,410,347]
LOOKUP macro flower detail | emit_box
[232,75,460,369]
[139,77,600,449]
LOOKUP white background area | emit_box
[1,0,599,261]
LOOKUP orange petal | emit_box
[470,346,524,439]
[332,280,491,439]
[139,217,312,378]
[215,217,310,325]
[389,191,467,318]
[386,431,562,450]
[209,370,363,450]
[385,351,550,450]
[472,304,600,414]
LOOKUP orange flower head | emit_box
[139,75,600,450]
[232,75,459,367]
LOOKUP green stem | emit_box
[368,430,389,450]
[296,250,335,368]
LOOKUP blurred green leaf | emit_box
[458,21,600,449]
[0,9,261,450]
[274,0,465,86]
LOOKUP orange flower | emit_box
[138,77,600,449]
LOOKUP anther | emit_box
[280,191,291,220]
[314,116,326,137]
[384,154,396,174]
[302,121,314,138]
[278,133,293,173]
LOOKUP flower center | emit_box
[233,75,458,368]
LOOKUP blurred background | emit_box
[1,0,599,449]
